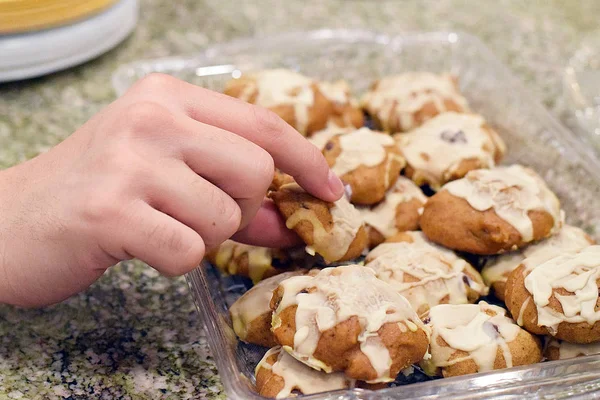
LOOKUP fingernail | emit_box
[327,169,345,199]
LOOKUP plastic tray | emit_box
[112,30,600,399]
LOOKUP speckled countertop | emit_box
[0,1,599,398]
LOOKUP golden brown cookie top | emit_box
[255,346,351,398]
[358,177,426,238]
[443,165,563,243]
[425,302,522,373]
[361,72,470,132]
[211,240,275,283]
[482,225,594,287]
[365,231,488,314]
[545,338,600,360]
[396,112,505,189]
[272,265,427,379]
[522,245,600,334]
[327,127,399,177]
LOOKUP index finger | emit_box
[131,74,345,202]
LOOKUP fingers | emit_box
[127,73,344,202]
[232,199,301,248]
[146,160,242,250]
[121,201,206,276]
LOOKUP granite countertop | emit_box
[1,1,599,398]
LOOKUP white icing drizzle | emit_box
[546,339,600,360]
[365,231,488,315]
[360,72,470,132]
[330,127,399,177]
[444,165,563,242]
[523,246,600,333]
[396,112,503,189]
[426,302,521,373]
[256,346,350,398]
[239,69,315,135]
[281,183,364,263]
[273,265,427,382]
[359,177,426,238]
[482,225,593,287]
[307,126,351,150]
[214,240,274,283]
[317,80,353,105]
[229,271,302,341]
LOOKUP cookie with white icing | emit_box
[255,346,353,398]
[421,302,542,377]
[358,177,427,247]
[365,231,488,317]
[206,240,293,284]
[505,246,600,344]
[421,165,563,255]
[224,69,363,136]
[229,271,305,348]
[544,338,600,361]
[395,112,506,190]
[269,183,368,263]
[360,72,470,133]
[482,225,594,301]
[270,265,430,383]
[270,169,295,192]
[322,127,406,205]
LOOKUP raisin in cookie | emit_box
[421,165,563,255]
[360,72,470,133]
[365,231,488,317]
[482,225,593,301]
[270,265,430,383]
[421,302,542,377]
[395,112,505,190]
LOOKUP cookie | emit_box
[544,338,600,361]
[322,127,406,205]
[505,246,600,344]
[421,302,542,377]
[307,126,350,151]
[206,240,292,284]
[224,69,363,136]
[395,112,505,190]
[365,231,488,317]
[255,346,353,398]
[360,72,470,133]
[270,169,295,191]
[482,225,594,301]
[269,183,368,263]
[270,265,430,383]
[421,165,563,255]
[229,271,304,347]
[358,176,427,247]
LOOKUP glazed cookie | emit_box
[270,169,295,191]
[505,246,600,344]
[358,177,427,247]
[395,112,506,190]
[365,231,488,317]
[482,225,594,301]
[421,165,563,255]
[307,126,350,151]
[224,69,363,136]
[269,183,368,263]
[229,271,304,347]
[544,339,600,361]
[206,240,292,284]
[270,265,430,383]
[360,72,470,133]
[255,346,353,398]
[322,127,406,205]
[421,302,542,377]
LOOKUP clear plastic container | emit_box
[112,30,600,399]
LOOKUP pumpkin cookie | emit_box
[421,165,563,255]
[360,72,470,133]
[365,231,488,317]
[269,183,368,263]
[544,338,600,361]
[421,302,542,377]
[270,265,430,383]
[395,112,505,190]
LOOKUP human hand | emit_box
[0,73,344,307]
